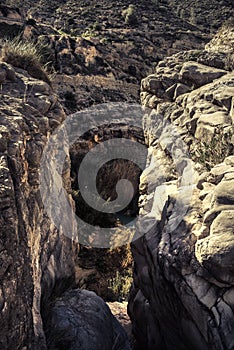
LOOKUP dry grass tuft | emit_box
[0,37,51,85]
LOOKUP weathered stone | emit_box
[0,68,6,83]
[129,26,234,350]
[45,289,131,350]
[195,111,231,139]
[179,61,226,87]
[0,64,78,349]
[0,62,16,81]
[212,179,234,206]
[174,82,191,99]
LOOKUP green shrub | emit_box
[92,21,102,31]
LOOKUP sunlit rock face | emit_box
[0,61,78,349]
[128,24,234,350]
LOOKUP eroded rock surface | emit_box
[0,61,78,349]
[129,23,234,350]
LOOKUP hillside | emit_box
[3,0,232,114]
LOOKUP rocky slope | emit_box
[128,22,234,350]
[0,1,214,116]
[1,1,233,116]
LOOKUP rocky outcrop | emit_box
[205,19,234,54]
[128,24,234,349]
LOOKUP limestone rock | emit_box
[205,22,234,54]
[129,26,234,350]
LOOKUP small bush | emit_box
[0,37,51,85]
[179,8,186,20]
[151,0,159,7]
[108,269,133,301]
[64,91,77,111]
[122,4,138,26]
[92,21,102,31]
[189,8,197,25]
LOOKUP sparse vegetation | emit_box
[81,22,101,38]
[191,129,233,170]
[0,37,51,84]
[108,269,133,301]
[77,243,134,301]
[225,53,234,71]
[107,244,133,301]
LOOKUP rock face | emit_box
[0,61,78,349]
[128,24,234,350]
[45,289,131,350]
[205,19,234,54]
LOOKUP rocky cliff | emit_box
[0,60,78,349]
[128,22,234,350]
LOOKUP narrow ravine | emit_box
[68,123,148,348]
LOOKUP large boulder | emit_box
[45,289,131,350]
